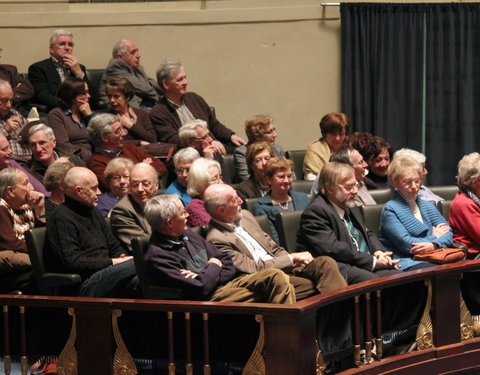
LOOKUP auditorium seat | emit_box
[285,150,306,180]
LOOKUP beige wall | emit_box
[0,0,467,149]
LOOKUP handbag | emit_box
[413,247,466,264]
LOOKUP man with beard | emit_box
[297,162,399,284]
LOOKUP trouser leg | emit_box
[210,269,295,304]
[293,256,348,293]
[288,275,317,300]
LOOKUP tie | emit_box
[344,210,368,253]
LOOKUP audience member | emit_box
[0,168,45,293]
[205,183,347,300]
[46,77,93,161]
[165,147,200,206]
[29,29,89,111]
[25,124,84,181]
[185,157,223,227]
[449,152,480,258]
[111,162,158,251]
[86,113,166,191]
[393,148,443,203]
[253,157,310,244]
[348,132,391,190]
[144,194,295,303]
[235,142,273,203]
[45,167,139,298]
[311,147,375,206]
[297,162,400,284]
[234,115,285,181]
[0,80,31,162]
[178,119,223,159]
[97,158,133,217]
[0,134,49,196]
[304,112,349,181]
[150,60,246,151]
[0,60,34,113]
[379,156,452,271]
[43,161,74,217]
[99,40,162,108]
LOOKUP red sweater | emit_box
[449,192,480,255]
[87,143,166,192]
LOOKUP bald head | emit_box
[64,167,101,207]
[204,184,243,223]
[113,39,140,69]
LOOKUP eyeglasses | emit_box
[210,175,223,183]
[175,167,190,174]
[340,182,360,192]
[0,97,13,104]
[262,127,277,135]
[400,178,421,186]
[0,144,11,153]
[193,133,212,142]
[131,180,153,189]
[111,175,130,181]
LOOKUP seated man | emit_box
[165,147,200,206]
[24,124,84,181]
[0,63,34,114]
[86,113,166,191]
[204,184,347,300]
[312,147,376,206]
[28,29,89,111]
[179,120,223,159]
[0,134,48,196]
[297,162,399,284]
[150,60,246,152]
[99,39,162,109]
[45,167,139,298]
[144,194,295,303]
[0,80,31,162]
[111,162,158,251]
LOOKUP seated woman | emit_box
[379,156,453,271]
[186,158,223,227]
[235,142,273,203]
[253,157,310,244]
[165,147,200,206]
[303,112,349,181]
[43,161,74,217]
[0,168,46,293]
[348,132,391,190]
[449,152,480,259]
[97,158,134,217]
[234,115,285,181]
[46,77,94,161]
[105,77,173,157]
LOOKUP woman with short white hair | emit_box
[185,158,222,227]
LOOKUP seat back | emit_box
[131,236,185,299]
[245,197,259,213]
[438,200,452,220]
[292,180,313,194]
[285,150,306,180]
[360,204,385,236]
[221,154,237,184]
[255,214,273,239]
[25,227,47,282]
[428,185,459,201]
[369,189,393,204]
[276,211,303,252]
[86,69,107,110]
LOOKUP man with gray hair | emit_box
[99,39,162,109]
[150,60,246,151]
[111,162,159,252]
[393,148,443,203]
[144,194,295,303]
[24,124,84,181]
[28,29,89,110]
[165,147,200,206]
[0,80,31,162]
[178,120,219,159]
[86,113,166,191]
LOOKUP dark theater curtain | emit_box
[340,4,425,153]
[425,4,480,185]
[341,3,480,185]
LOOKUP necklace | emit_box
[277,201,290,211]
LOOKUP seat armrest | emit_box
[41,273,82,288]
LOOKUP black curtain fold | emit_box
[341,3,480,185]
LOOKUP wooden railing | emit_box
[1,261,480,375]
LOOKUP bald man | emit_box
[45,167,139,298]
[99,39,162,109]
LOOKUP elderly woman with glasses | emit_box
[165,147,200,206]
[234,115,286,181]
[185,157,223,227]
[379,156,453,271]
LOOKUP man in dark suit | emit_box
[204,183,347,300]
[297,161,400,284]
[28,29,89,111]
